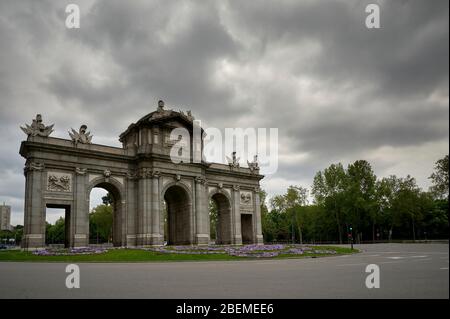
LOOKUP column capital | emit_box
[127,169,138,180]
[75,167,87,175]
[152,170,161,178]
[24,161,45,174]
[195,176,205,184]
[139,168,152,178]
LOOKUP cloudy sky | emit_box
[0,0,448,225]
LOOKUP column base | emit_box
[126,235,137,246]
[73,234,89,247]
[195,234,210,245]
[149,234,164,246]
[255,235,264,245]
[136,233,164,246]
[21,234,45,250]
[233,235,243,245]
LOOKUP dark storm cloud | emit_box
[0,0,448,222]
[66,0,243,121]
[227,0,449,97]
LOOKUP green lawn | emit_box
[0,246,357,263]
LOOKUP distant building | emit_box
[0,203,12,231]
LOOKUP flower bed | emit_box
[32,247,108,256]
[146,244,337,258]
[29,245,339,258]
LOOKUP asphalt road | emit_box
[0,243,448,298]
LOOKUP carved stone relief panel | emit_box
[240,191,252,205]
[47,172,72,192]
[240,190,253,214]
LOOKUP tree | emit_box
[89,204,113,243]
[46,217,65,245]
[345,160,377,243]
[375,175,400,241]
[285,186,308,244]
[0,229,13,245]
[429,155,449,200]
[312,163,347,243]
[269,185,308,244]
[390,175,422,241]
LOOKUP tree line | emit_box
[4,155,447,246]
[261,155,449,244]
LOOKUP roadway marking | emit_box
[386,256,428,260]
[440,267,448,270]
[336,263,367,267]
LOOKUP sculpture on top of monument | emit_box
[247,155,259,172]
[226,151,240,169]
[69,124,93,146]
[152,99,171,120]
[186,110,194,121]
[20,114,54,137]
[157,99,165,112]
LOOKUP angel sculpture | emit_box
[226,151,240,169]
[69,125,93,146]
[20,114,54,137]
[247,155,259,172]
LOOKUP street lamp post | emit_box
[349,226,353,250]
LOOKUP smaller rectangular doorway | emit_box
[46,204,71,248]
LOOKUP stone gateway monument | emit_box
[19,102,264,248]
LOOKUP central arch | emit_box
[163,184,192,245]
[87,177,125,247]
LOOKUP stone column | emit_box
[150,170,163,245]
[73,167,89,247]
[125,170,138,246]
[137,168,151,246]
[253,186,264,244]
[195,176,208,245]
[22,162,46,249]
[204,181,211,241]
[232,185,242,245]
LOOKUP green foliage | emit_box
[89,204,113,244]
[429,155,449,200]
[264,156,449,243]
[46,217,65,245]
[265,185,309,244]
[312,163,347,243]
